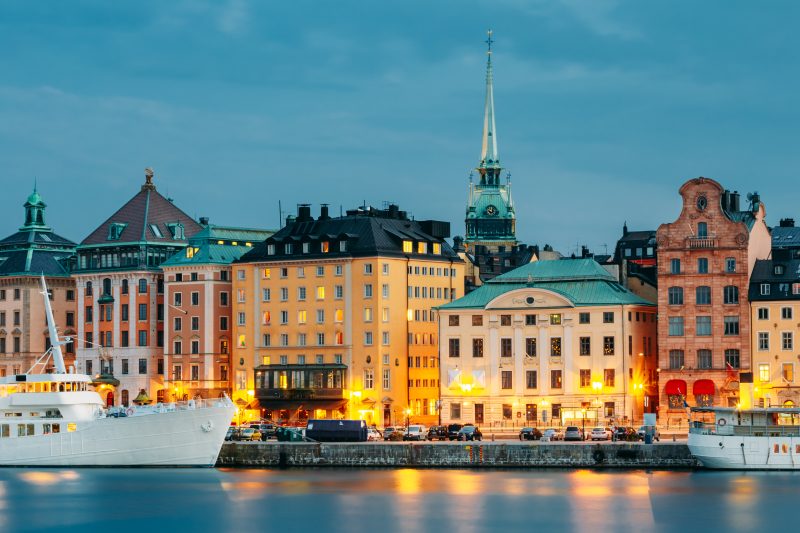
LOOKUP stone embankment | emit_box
[217,442,699,469]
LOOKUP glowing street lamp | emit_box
[405,407,412,429]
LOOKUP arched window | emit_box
[102,278,112,296]
[667,287,684,305]
[138,279,147,294]
[121,279,129,295]
[85,281,93,296]
[723,285,739,304]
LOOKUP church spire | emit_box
[21,185,50,232]
[478,30,501,186]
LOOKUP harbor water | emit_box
[1,468,797,532]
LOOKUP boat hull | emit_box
[689,432,800,470]
[0,403,235,467]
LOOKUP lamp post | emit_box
[405,408,412,429]
[592,381,603,427]
[581,407,587,436]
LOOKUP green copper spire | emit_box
[478,29,501,186]
[21,184,50,231]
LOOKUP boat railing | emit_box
[108,395,233,418]
[689,421,800,437]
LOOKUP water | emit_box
[0,468,797,532]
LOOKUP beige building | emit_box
[0,188,77,376]
[232,204,464,427]
[438,259,657,429]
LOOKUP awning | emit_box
[693,379,715,395]
[664,379,687,395]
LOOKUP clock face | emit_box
[485,204,498,216]
[696,195,708,211]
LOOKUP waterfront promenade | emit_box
[218,441,698,469]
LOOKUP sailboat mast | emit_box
[40,275,67,374]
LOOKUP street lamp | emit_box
[592,381,603,424]
[581,408,587,436]
[405,408,412,429]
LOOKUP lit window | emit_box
[298,311,307,324]
[263,268,271,279]
[237,335,246,348]
[432,243,441,255]
[417,242,427,254]
[321,242,329,253]
[759,364,770,382]
[403,241,413,253]
[317,286,325,300]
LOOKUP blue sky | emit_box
[1,1,799,255]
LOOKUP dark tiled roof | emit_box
[0,230,75,248]
[81,186,202,246]
[0,249,73,277]
[238,210,460,263]
[772,226,800,248]
[749,259,800,301]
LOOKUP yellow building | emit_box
[749,258,800,408]
[232,205,464,427]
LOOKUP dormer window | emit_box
[185,247,199,259]
[267,244,275,255]
[108,223,127,241]
[166,222,185,240]
[339,241,347,252]
[774,264,785,275]
[417,242,428,254]
[403,241,413,253]
[149,224,164,238]
[432,243,442,255]
[302,242,310,254]
[321,241,329,253]
[284,243,293,254]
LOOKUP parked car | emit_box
[383,426,405,441]
[637,425,661,442]
[457,425,483,441]
[404,425,428,441]
[614,426,640,441]
[590,427,613,441]
[367,428,382,441]
[225,427,240,441]
[250,423,277,441]
[542,428,564,441]
[238,428,262,441]
[427,426,448,441]
[519,427,543,441]
[447,423,464,440]
[564,426,585,441]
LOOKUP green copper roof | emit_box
[161,225,274,266]
[440,258,654,309]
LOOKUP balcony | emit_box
[687,236,717,249]
[257,387,345,401]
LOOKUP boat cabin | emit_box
[691,407,800,437]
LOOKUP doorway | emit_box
[475,403,484,424]
[105,391,114,407]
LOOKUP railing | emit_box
[107,395,233,417]
[256,388,344,400]
[690,421,800,437]
[687,237,717,249]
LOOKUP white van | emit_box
[403,425,428,441]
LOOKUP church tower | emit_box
[464,31,517,253]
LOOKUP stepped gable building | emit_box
[457,32,534,292]
[232,204,465,427]
[748,258,800,408]
[437,258,657,428]
[0,187,77,375]
[73,169,203,407]
[656,177,771,422]
[160,222,273,402]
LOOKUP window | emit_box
[382,284,389,298]
[448,338,460,357]
[690,287,710,307]
[758,307,769,320]
[783,363,794,383]
[724,316,740,336]
[138,304,147,321]
[364,369,374,390]
[697,349,712,369]
[451,403,461,419]
[525,314,536,326]
[297,287,306,301]
[138,279,147,294]
[783,332,794,350]
[500,338,512,357]
[758,332,769,351]
[190,292,199,306]
[472,338,484,357]
[550,370,562,389]
[174,317,182,331]
[697,258,708,274]
[190,340,199,355]
[604,369,615,388]
[364,331,373,345]
[472,315,483,326]
[580,369,591,388]
[137,330,147,347]
[579,312,590,324]
[669,350,684,369]
[381,331,388,345]
[121,331,129,347]
[220,292,228,306]
[363,284,373,298]
[297,310,307,324]
[603,336,615,355]
[668,317,684,336]
[696,316,711,336]
[760,283,771,296]
[725,349,740,369]
[725,257,736,273]
[382,263,389,275]
[782,307,793,320]
[697,222,708,238]
[722,285,739,304]
[602,312,614,324]
[525,338,536,357]
[667,286,683,305]
[501,371,512,390]
[500,314,511,326]
[670,258,681,274]
[191,316,199,331]
[759,364,770,382]
[382,369,391,390]
[550,314,561,325]
[363,263,373,275]
[363,308,372,322]
[579,337,590,356]
[449,315,459,326]
[550,337,561,357]
[526,370,537,389]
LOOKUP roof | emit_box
[440,258,654,309]
[724,209,756,231]
[80,175,202,247]
[238,207,460,263]
[749,259,800,301]
[772,226,800,249]
[0,248,73,277]
[162,225,274,267]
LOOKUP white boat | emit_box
[0,276,235,466]
[688,406,800,469]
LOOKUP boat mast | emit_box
[40,274,67,374]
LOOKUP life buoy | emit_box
[125,407,134,416]
[717,418,727,426]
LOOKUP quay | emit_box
[217,442,699,469]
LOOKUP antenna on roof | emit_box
[278,200,283,228]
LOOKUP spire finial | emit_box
[142,167,157,191]
[486,30,494,55]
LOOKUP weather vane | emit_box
[486,30,494,54]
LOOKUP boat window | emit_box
[18,424,34,437]
[67,423,77,432]
[52,423,60,433]
[29,412,38,418]
[59,383,65,392]
[0,424,8,437]
[43,424,52,434]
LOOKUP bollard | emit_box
[491,433,495,442]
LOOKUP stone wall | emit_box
[217,442,699,468]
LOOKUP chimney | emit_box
[780,218,795,228]
[722,190,731,212]
[199,217,209,226]
[297,204,313,222]
[623,221,628,237]
[319,204,330,220]
[731,191,740,212]
[388,204,399,219]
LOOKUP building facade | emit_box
[73,169,203,407]
[438,259,657,429]
[656,177,770,423]
[0,188,77,376]
[161,222,273,404]
[232,204,464,427]
[749,259,800,408]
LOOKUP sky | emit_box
[1,1,799,256]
